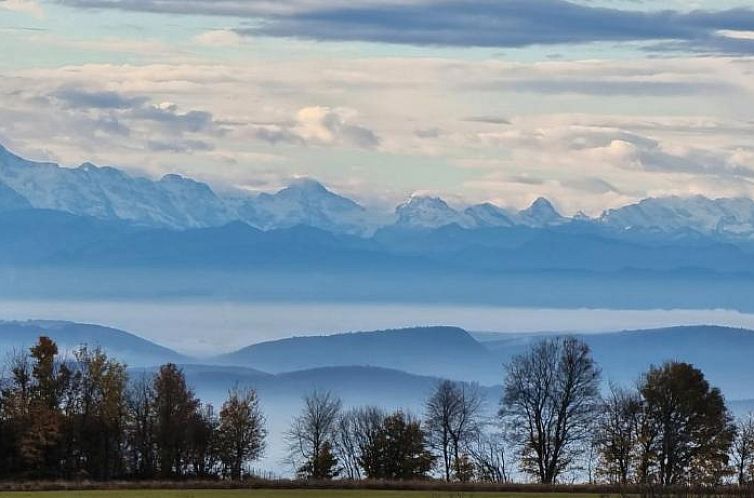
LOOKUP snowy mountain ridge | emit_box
[3,144,754,238]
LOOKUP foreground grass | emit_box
[0,491,610,498]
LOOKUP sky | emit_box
[2,0,754,214]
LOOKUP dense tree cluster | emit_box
[593,362,736,486]
[287,393,434,481]
[0,335,748,487]
[0,337,265,481]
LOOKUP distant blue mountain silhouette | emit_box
[214,326,502,385]
[484,325,754,400]
[2,209,754,276]
[2,320,753,401]
[0,320,189,367]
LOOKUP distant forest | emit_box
[0,335,752,487]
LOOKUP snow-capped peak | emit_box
[395,195,473,229]
[464,202,515,227]
[517,197,565,227]
[234,177,372,234]
[285,177,330,194]
[600,195,754,235]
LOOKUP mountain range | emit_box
[6,144,754,311]
[4,144,754,240]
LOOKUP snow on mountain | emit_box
[600,195,754,236]
[464,202,515,227]
[229,178,375,235]
[7,143,754,240]
[394,195,474,229]
[0,145,233,229]
[0,145,372,233]
[516,197,567,227]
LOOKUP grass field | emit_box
[0,491,606,498]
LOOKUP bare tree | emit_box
[500,337,601,484]
[286,390,342,479]
[733,413,754,485]
[594,385,643,485]
[468,428,509,483]
[425,380,456,481]
[334,409,360,480]
[425,380,483,481]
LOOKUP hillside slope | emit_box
[214,326,503,385]
[0,320,190,367]
[484,325,754,399]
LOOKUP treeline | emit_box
[0,335,753,487]
[286,337,753,487]
[0,337,264,480]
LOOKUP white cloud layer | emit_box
[2,50,754,213]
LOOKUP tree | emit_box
[125,373,157,478]
[425,380,482,481]
[217,387,266,480]
[640,361,735,486]
[63,346,128,480]
[286,391,342,479]
[361,411,434,480]
[594,386,643,485]
[334,409,360,480]
[298,440,339,480]
[468,429,509,483]
[0,350,33,476]
[334,406,385,480]
[732,414,754,485]
[425,381,455,481]
[152,363,200,478]
[186,404,218,478]
[500,337,601,484]
[20,337,71,476]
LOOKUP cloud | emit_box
[605,138,754,178]
[55,0,420,17]
[54,0,754,53]
[250,106,379,148]
[0,85,226,164]
[147,139,214,152]
[52,88,149,109]
[485,79,734,96]
[0,0,44,18]
[414,128,442,138]
[194,29,243,47]
[463,116,511,125]
[561,176,621,195]
[3,58,754,212]
[479,120,754,182]
[245,0,754,55]
[46,88,221,135]
[129,102,217,134]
